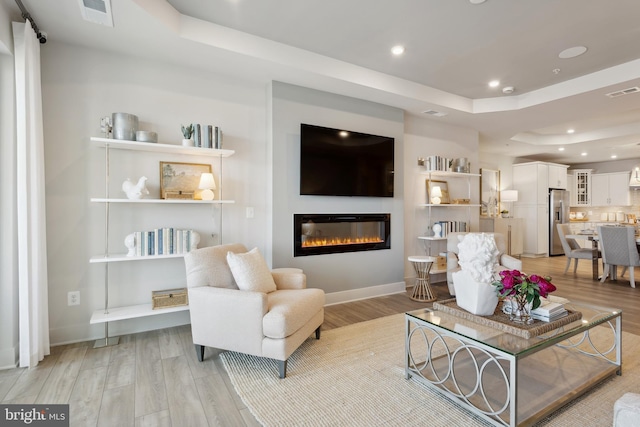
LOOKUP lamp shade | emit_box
[198,173,216,201]
[198,173,216,190]
[501,190,518,202]
[430,186,443,204]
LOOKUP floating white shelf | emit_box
[417,203,481,208]
[418,236,447,241]
[90,198,235,204]
[90,253,186,263]
[90,303,189,324]
[419,170,481,178]
[91,137,234,157]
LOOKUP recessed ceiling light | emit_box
[391,45,405,55]
[469,0,486,4]
[558,147,565,151]
[611,154,618,159]
[567,129,575,134]
[489,80,500,88]
[339,131,349,138]
[559,46,587,59]
[581,152,588,156]
[502,86,515,94]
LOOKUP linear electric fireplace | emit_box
[294,214,390,257]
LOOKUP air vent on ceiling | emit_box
[422,109,447,117]
[605,87,640,98]
[78,0,113,27]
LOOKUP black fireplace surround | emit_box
[294,213,390,257]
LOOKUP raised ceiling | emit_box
[5,0,640,165]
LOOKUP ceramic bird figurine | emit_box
[122,176,149,200]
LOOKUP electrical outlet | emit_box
[68,291,80,306]
[246,207,254,218]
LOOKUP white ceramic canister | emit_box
[112,112,139,141]
[617,212,626,222]
[601,212,609,221]
[608,212,616,221]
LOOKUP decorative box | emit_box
[152,288,188,309]
[164,190,194,200]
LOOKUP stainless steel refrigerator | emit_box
[549,189,570,256]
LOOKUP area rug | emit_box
[221,313,640,426]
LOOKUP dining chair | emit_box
[557,223,597,275]
[597,225,640,288]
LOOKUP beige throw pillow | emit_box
[226,247,277,293]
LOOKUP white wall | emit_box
[41,42,268,344]
[270,82,406,301]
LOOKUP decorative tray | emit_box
[433,299,582,339]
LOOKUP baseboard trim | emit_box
[0,346,18,370]
[324,281,406,306]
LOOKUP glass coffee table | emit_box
[405,301,621,427]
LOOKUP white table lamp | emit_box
[431,186,443,204]
[501,190,518,217]
[198,173,216,200]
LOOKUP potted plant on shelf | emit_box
[501,210,509,218]
[181,124,194,147]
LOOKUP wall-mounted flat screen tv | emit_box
[300,124,394,197]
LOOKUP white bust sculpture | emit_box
[452,233,500,315]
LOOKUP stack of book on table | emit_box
[531,302,568,322]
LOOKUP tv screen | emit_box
[300,124,394,197]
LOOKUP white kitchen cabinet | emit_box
[570,169,592,206]
[479,217,524,257]
[548,164,568,189]
[591,172,630,206]
[512,204,548,256]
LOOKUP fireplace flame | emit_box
[301,236,383,248]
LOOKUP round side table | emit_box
[408,256,437,302]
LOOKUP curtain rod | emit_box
[14,0,47,43]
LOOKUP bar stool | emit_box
[408,255,437,302]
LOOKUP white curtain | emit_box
[13,22,50,368]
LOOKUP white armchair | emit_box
[184,243,325,378]
[446,232,522,296]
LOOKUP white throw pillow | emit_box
[226,247,277,293]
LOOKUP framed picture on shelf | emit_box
[160,161,212,199]
[426,179,450,204]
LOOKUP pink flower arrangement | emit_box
[492,270,557,310]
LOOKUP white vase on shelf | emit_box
[182,138,194,147]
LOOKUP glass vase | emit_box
[508,294,533,324]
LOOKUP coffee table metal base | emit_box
[405,310,621,426]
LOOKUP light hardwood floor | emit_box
[1,255,638,426]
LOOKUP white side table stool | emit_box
[408,256,437,302]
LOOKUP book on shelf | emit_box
[432,221,467,237]
[130,227,196,257]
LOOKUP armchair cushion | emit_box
[227,247,277,293]
[264,289,325,338]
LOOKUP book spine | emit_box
[170,228,175,254]
[215,126,222,149]
[157,228,163,255]
[148,231,154,256]
[195,124,201,147]
[134,231,142,257]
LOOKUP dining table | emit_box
[567,231,640,280]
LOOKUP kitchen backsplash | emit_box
[571,189,640,223]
